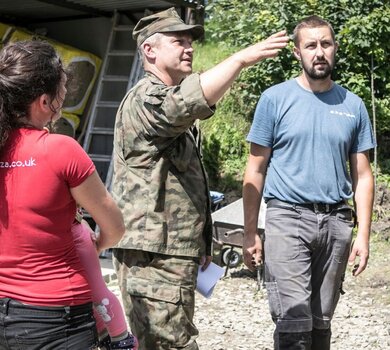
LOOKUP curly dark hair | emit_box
[0,39,65,149]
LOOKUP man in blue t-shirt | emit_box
[243,16,375,350]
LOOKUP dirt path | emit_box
[193,240,390,350]
[105,188,390,349]
[105,237,390,350]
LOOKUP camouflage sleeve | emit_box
[179,73,216,120]
[144,73,215,136]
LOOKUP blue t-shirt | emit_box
[247,79,376,204]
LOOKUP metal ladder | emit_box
[82,11,144,188]
[105,47,144,191]
[80,11,144,257]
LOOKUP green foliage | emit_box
[377,157,390,185]
[339,6,390,134]
[194,41,252,189]
[198,0,390,188]
[376,97,390,134]
[201,105,250,190]
[193,41,235,72]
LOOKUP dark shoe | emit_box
[276,331,311,350]
[98,335,111,350]
[311,327,331,350]
[110,333,138,350]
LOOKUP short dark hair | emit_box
[293,15,335,47]
[0,40,65,149]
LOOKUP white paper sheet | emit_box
[196,262,225,298]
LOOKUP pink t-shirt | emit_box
[0,128,95,306]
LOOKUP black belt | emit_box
[0,298,93,316]
[267,199,348,213]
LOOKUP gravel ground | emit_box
[193,267,390,350]
[104,187,390,349]
[106,241,390,350]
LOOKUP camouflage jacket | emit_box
[112,72,215,257]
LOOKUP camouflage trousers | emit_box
[112,249,199,350]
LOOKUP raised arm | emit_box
[199,31,289,106]
[348,151,374,276]
[70,171,125,251]
[243,143,272,271]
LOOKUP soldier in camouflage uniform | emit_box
[111,7,289,350]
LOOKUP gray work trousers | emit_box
[264,199,355,350]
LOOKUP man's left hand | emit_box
[348,234,369,277]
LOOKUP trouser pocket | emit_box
[127,276,198,349]
[1,301,97,350]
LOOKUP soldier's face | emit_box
[154,32,194,84]
[294,26,337,80]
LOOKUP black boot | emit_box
[311,327,331,350]
[110,333,138,350]
[98,335,111,350]
[275,331,312,350]
[98,334,138,350]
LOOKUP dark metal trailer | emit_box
[212,198,266,269]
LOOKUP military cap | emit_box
[133,7,204,47]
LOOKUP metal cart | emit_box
[212,198,266,271]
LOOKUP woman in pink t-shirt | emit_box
[0,40,134,349]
